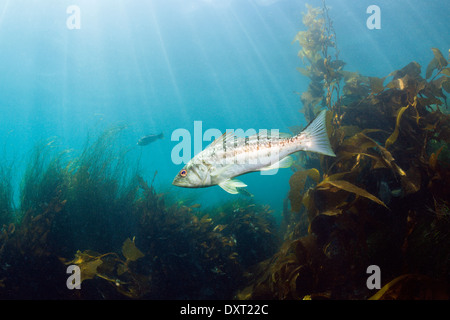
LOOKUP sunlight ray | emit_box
[148,1,189,122]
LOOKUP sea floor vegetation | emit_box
[0,3,449,300]
[0,127,280,299]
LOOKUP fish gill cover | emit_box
[0,2,449,300]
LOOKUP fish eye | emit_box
[179,169,187,177]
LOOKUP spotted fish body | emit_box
[172,110,336,194]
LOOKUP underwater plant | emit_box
[0,162,15,227]
[50,126,142,257]
[239,3,450,300]
[207,199,280,270]
[18,139,70,219]
[129,187,280,299]
[61,237,148,299]
[0,126,281,299]
[0,127,142,298]
[0,1,448,301]
[293,2,344,124]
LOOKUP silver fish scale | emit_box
[199,132,307,173]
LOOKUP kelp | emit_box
[62,237,148,298]
[207,200,280,270]
[293,2,343,123]
[241,3,450,300]
[288,168,320,212]
[426,48,448,80]
[0,126,280,299]
[385,102,411,149]
[316,179,388,209]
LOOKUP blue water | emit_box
[0,0,448,219]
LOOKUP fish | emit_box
[172,110,336,194]
[137,133,164,146]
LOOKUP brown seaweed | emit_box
[0,127,280,299]
[241,3,450,300]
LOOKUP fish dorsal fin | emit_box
[247,131,292,141]
[209,131,291,150]
[207,131,236,149]
[218,178,247,194]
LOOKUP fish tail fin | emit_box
[298,110,336,157]
[160,132,164,139]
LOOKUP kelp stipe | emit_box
[293,2,343,123]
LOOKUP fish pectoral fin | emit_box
[218,178,247,194]
[258,156,294,171]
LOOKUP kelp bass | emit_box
[173,110,335,194]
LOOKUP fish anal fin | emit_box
[259,156,294,171]
[218,178,247,194]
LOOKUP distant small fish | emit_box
[137,133,164,146]
[173,110,336,194]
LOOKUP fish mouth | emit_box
[172,177,204,188]
[172,177,190,188]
